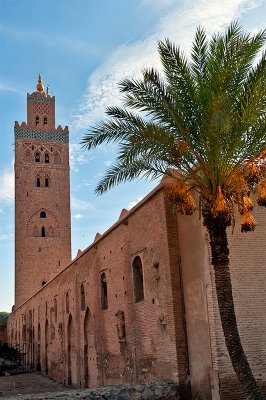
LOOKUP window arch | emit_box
[66,292,70,313]
[44,177,49,187]
[42,281,46,287]
[36,177,41,187]
[80,284,85,311]
[35,116,39,126]
[40,211,46,218]
[35,152,40,163]
[100,273,108,310]
[33,226,38,237]
[41,226,46,237]
[133,256,144,303]
[45,153,49,163]
[43,116,48,125]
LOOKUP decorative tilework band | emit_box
[15,128,69,143]
[27,96,55,103]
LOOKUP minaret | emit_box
[14,75,71,308]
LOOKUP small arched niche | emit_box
[133,256,144,303]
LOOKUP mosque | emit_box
[7,77,266,399]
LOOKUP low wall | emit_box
[11,381,179,399]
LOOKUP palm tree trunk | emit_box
[205,215,262,400]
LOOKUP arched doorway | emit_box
[45,320,49,374]
[83,307,97,387]
[67,314,75,385]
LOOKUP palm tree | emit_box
[82,22,266,399]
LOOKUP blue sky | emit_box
[0,0,265,311]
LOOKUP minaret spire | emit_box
[36,74,44,92]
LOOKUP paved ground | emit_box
[0,372,73,398]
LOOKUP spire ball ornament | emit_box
[36,74,44,92]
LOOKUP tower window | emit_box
[45,153,49,163]
[41,226,46,237]
[133,256,144,303]
[35,152,40,163]
[42,281,46,287]
[40,211,46,218]
[35,116,39,126]
[43,116,48,125]
[101,273,108,310]
[36,178,41,187]
[45,178,49,187]
[80,284,85,311]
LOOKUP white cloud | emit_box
[128,196,144,210]
[74,0,261,129]
[0,170,14,203]
[73,213,84,219]
[71,196,94,211]
[0,83,23,94]
[104,160,112,167]
[70,143,93,172]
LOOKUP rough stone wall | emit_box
[4,380,179,400]
[14,91,71,308]
[8,187,186,390]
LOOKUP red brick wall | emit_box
[8,187,186,388]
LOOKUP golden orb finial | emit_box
[36,74,44,92]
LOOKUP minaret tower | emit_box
[14,75,71,308]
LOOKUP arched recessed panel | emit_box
[80,284,85,311]
[133,256,144,303]
[100,273,108,310]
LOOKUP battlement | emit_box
[27,91,55,103]
[14,120,69,144]
[14,121,69,133]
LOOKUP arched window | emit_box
[35,116,39,126]
[133,256,144,303]
[80,284,85,311]
[41,226,46,237]
[43,116,48,125]
[100,273,108,310]
[35,152,40,163]
[42,281,46,287]
[45,153,49,163]
[66,292,70,313]
[33,226,38,237]
[40,211,46,218]
[36,177,41,187]
[45,177,49,187]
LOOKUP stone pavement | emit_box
[0,372,73,398]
